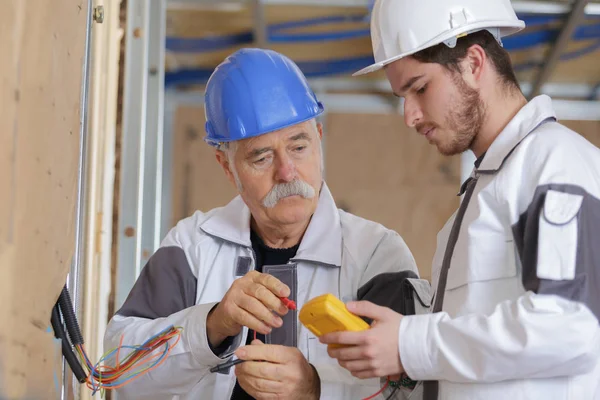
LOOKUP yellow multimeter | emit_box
[299,294,370,340]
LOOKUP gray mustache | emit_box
[262,180,316,208]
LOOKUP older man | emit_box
[104,48,426,400]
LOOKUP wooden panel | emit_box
[0,0,87,398]
[324,113,460,281]
[171,106,238,224]
[561,120,600,148]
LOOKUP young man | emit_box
[321,1,600,399]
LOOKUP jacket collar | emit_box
[199,182,342,268]
[478,95,557,174]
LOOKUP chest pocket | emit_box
[445,232,518,290]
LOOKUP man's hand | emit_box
[206,271,290,347]
[319,301,405,379]
[234,340,321,400]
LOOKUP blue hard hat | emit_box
[204,48,325,147]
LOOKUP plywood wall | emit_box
[324,113,461,280]
[0,1,87,398]
[171,106,238,223]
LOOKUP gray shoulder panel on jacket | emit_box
[116,246,198,319]
[357,270,420,323]
[512,184,600,321]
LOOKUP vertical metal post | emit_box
[115,0,167,310]
[252,0,267,48]
[115,0,150,310]
[65,0,94,398]
[161,91,177,240]
[141,0,167,267]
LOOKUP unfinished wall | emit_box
[0,1,87,398]
[171,106,238,223]
[324,113,461,280]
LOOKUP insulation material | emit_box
[0,0,87,398]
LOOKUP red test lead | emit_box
[280,297,296,310]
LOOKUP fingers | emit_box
[345,301,394,321]
[236,343,298,364]
[236,360,285,381]
[230,306,273,335]
[237,294,284,329]
[319,330,368,346]
[244,281,289,317]
[235,372,283,400]
[337,359,378,375]
[252,272,290,298]
[326,344,364,361]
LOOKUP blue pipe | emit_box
[165,15,600,52]
[165,37,600,87]
[164,14,600,87]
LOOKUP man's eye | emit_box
[294,146,306,152]
[254,157,267,165]
[417,85,427,95]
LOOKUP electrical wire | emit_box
[51,285,183,395]
[74,325,183,395]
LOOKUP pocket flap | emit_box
[543,190,583,225]
[405,278,432,308]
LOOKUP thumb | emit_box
[346,301,391,321]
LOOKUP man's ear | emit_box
[215,150,237,188]
[462,44,486,87]
[317,122,323,140]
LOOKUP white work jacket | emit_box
[399,95,600,400]
[105,183,426,399]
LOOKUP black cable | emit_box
[51,304,88,383]
[385,386,398,400]
[58,285,84,345]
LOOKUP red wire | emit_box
[362,378,390,400]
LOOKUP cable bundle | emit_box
[75,325,182,395]
[51,285,182,396]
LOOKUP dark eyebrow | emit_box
[394,74,425,97]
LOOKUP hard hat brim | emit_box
[353,20,525,76]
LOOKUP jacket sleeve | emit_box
[103,228,243,399]
[398,183,600,383]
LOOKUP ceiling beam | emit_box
[528,0,591,99]
[166,0,600,15]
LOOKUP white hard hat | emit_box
[354,0,526,76]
